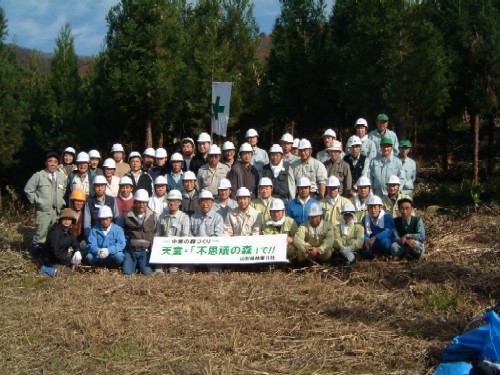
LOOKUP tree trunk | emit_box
[441,116,448,174]
[158,130,164,148]
[145,118,153,148]
[486,114,495,178]
[412,120,418,158]
[473,113,480,185]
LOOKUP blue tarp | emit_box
[432,362,473,375]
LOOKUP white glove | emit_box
[340,247,355,263]
[98,248,109,259]
[71,251,82,265]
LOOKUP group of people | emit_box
[24,113,425,275]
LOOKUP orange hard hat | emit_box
[70,189,86,201]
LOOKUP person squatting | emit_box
[25,115,424,275]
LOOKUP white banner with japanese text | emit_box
[150,235,288,264]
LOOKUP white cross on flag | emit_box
[211,82,232,137]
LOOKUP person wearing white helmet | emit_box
[368,114,399,157]
[85,205,126,267]
[279,133,299,163]
[262,198,299,260]
[360,195,393,259]
[180,171,199,217]
[245,128,269,175]
[120,189,155,275]
[352,118,377,160]
[110,143,130,178]
[24,151,68,256]
[116,176,135,215]
[250,177,276,223]
[343,135,370,196]
[223,187,262,236]
[179,137,200,173]
[155,189,190,273]
[124,151,154,196]
[391,198,425,260]
[83,175,119,240]
[261,144,296,202]
[286,177,320,226]
[316,129,337,163]
[332,202,364,266]
[294,203,335,263]
[102,158,120,197]
[148,148,168,180]
[66,151,93,202]
[321,176,350,227]
[142,148,156,173]
[148,175,169,216]
[368,136,406,197]
[291,138,328,199]
[190,132,212,174]
[222,141,236,167]
[88,149,103,176]
[197,144,230,195]
[350,176,373,222]
[167,152,185,192]
[382,175,412,218]
[214,178,238,220]
[58,146,76,177]
[227,142,259,199]
[324,140,352,196]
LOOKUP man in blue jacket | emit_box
[286,177,319,226]
[361,195,393,259]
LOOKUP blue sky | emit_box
[0,0,333,57]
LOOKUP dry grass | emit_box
[0,204,499,375]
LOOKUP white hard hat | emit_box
[347,135,362,148]
[111,143,125,153]
[292,138,300,148]
[327,140,342,152]
[270,199,285,211]
[170,152,183,162]
[280,133,294,143]
[245,128,258,138]
[155,148,167,158]
[222,141,235,151]
[102,158,116,169]
[183,171,196,180]
[197,132,211,143]
[366,195,383,206]
[298,139,312,150]
[97,205,113,219]
[208,145,221,155]
[134,189,149,202]
[167,189,182,200]
[63,147,76,155]
[154,175,168,185]
[259,177,273,187]
[355,118,368,128]
[128,151,142,161]
[356,176,372,187]
[76,152,90,163]
[217,178,232,190]
[199,190,214,200]
[88,149,101,159]
[236,187,251,198]
[181,137,195,146]
[269,144,283,154]
[296,177,311,187]
[323,129,336,138]
[341,202,356,214]
[93,175,107,185]
[239,142,253,153]
[386,175,401,185]
[119,176,134,186]
[326,176,340,187]
[143,148,155,157]
[308,203,323,216]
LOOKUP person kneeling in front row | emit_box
[333,203,364,266]
[85,205,126,267]
[391,198,425,260]
[361,195,393,259]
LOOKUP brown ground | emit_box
[0,204,499,375]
